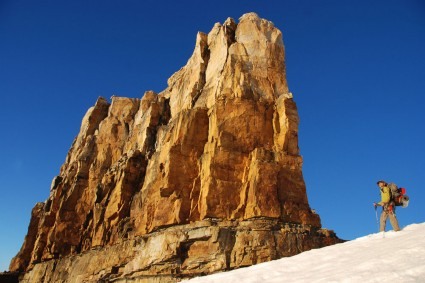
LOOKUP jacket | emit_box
[378,186,391,206]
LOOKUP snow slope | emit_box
[186,223,425,283]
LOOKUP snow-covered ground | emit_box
[186,223,425,283]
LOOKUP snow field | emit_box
[186,223,425,283]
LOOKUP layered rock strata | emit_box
[11,13,341,282]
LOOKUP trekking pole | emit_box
[374,205,379,232]
[374,206,378,221]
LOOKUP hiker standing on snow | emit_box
[374,180,401,232]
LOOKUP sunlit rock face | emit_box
[10,12,342,282]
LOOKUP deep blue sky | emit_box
[1,0,424,272]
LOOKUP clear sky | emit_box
[1,0,424,272]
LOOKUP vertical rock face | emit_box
[10,13,341,282]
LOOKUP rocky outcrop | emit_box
[11,13,342,282]
[17,220,338,283]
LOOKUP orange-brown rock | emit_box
[10,13,342,282]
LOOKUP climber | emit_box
[373,180,401,232]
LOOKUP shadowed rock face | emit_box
[10,13,342,282]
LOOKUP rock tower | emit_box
[10,13,341,282]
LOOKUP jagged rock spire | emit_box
[10,13,341,282]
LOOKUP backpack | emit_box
[388,182,409,208]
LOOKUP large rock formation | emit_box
[11,13,342,282]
